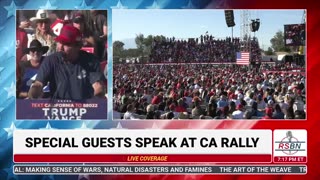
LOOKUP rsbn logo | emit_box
[275,131,306,155]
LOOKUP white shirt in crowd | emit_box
[232,110,244,119]
[123,112,139,120]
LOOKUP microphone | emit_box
[286,131,293,143]
[286,131,293,153]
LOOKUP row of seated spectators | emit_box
[113,64,306,120]
[149,35,262,63]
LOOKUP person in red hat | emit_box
[263,107,274,119]
[28,25,106,100]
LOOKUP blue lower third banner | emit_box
[16,99,107,120]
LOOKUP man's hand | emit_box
[28,81,44,99]
[92,81,106,98]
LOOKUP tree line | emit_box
[113,34,166,63]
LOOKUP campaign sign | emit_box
[273,130,307,163]
[16,99,107,120]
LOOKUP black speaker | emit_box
[284,55,293,64]
[250,19,260,32]
[224,10,235,27]
[255,20,260,31]
[250,21,255,32]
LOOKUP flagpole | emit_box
[231,27,233,41]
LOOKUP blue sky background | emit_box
[112,9,305,50]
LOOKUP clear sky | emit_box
[112,9,305,50]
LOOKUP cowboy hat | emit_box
[23,39,49,54]
[30,10,50,22]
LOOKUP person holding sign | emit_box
[28,25,106,100]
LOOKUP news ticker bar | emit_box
[13,165,307,175]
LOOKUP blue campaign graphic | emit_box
[16,99,107,120]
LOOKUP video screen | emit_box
[284,24,305,46]
[16,10,108,120]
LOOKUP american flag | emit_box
[236,52,250,65]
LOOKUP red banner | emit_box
[14,154,271,163]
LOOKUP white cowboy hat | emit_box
[30,10,50,22]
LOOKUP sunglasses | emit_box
[37,19,50,24]
[30,49,42,53]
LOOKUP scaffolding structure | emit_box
[299,10,306,55]
[240,10,251,51]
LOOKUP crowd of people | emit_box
[113,63,306,120]
[149,34,262,63]
[16,10,107,61]
[16,10,108,100]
